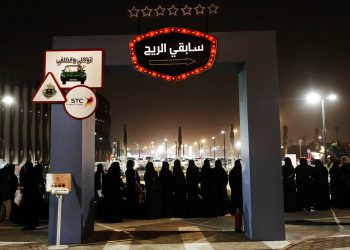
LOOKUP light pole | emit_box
[233,129,238,159]
[306,92,337,163]
[194,141,198,158]
[200,139,206,158]
[299,139,302,160]
[150,141,154,158]
[221,130,226,167]
[136,144,140,158]
[164,138,168,160]
[112,138,116,160]
[212,136,216,159]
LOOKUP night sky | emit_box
[1,1,349,148]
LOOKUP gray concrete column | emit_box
[48,104,95,244]
[238,63,285,240]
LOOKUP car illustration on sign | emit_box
[60,65,87,85]
[129,27,217,81]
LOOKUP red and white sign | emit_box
[129,27,217,81]
[45,50,103,89]
[32,73,66,103]
[64,86,97,120]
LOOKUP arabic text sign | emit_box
[45,50,103,89]
[130,27,217,81]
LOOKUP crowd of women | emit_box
[0,161,46,230]
[94,159,243,223]
[3,154,347,231]
[282,156,350,212]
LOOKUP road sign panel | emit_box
[64,86,97,120]
[129,27,217,81]
[45,49,103,89]
[32,72,66,103]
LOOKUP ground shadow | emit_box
[85,230,247,244]
[286,220,350,226]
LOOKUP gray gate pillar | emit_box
[238,62,285,240]
[48,104,95,244]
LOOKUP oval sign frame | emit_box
[64,85,98,120]
[129,27,217,81]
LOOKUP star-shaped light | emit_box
[128,6,139,18]
[181,5,192,16]
[168,5,179,16]
[208,3,219,14]
[155,5,165,16]
[194,4,205,15]
[141,6,152,17]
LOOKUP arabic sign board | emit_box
[64,85,97,120]
[130,27,217,81]
[46,173,71,192]
[45,50,103,89]
[32,73,66,103]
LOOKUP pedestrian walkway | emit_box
[0,210,349,249]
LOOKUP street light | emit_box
[0,95,15,160]
[2,96,14,106]
[306,92,337,162]
[212,136,216,159]
[164,138,168,160]
[221,130,226,167]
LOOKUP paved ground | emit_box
[0,209,350,249]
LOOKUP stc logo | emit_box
[70,98,84,104]
[68,96,94,106]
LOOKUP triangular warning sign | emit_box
[33,72,66,103]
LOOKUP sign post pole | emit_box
[47,173,71,249]
[48,193,69,250]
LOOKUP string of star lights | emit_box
[129,27,217,81]
[128,3,219,18]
